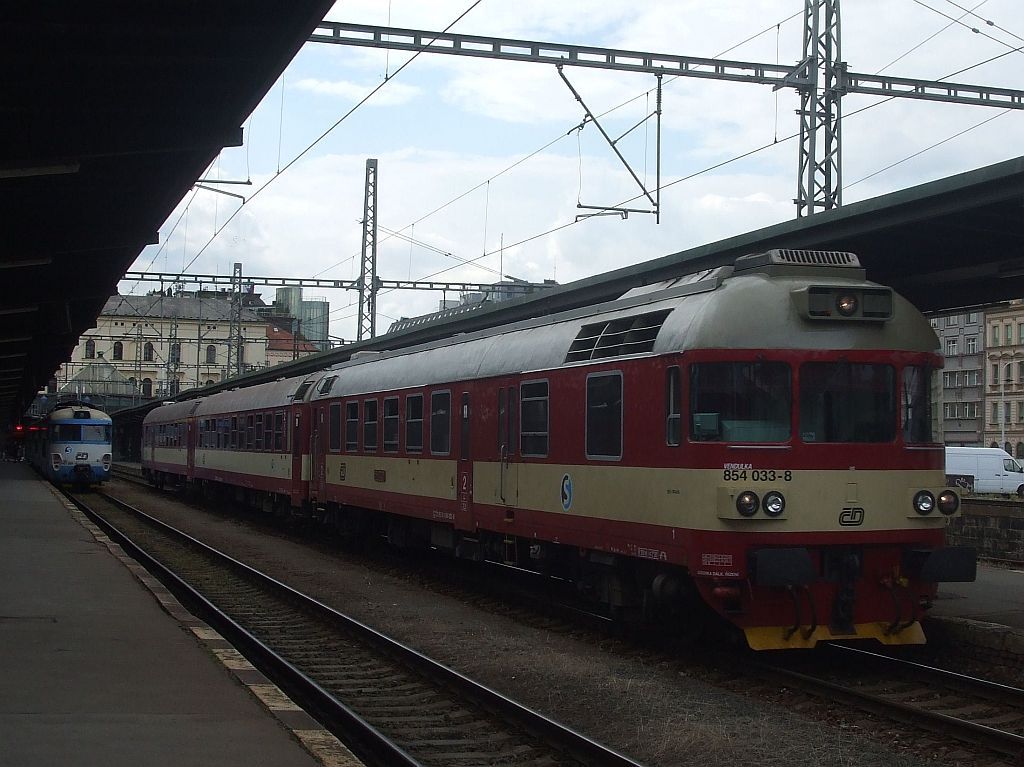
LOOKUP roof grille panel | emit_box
[565,309,671,363]
[734,248,862,272]
[775,248,859,266]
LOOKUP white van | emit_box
[945,446,1024,496]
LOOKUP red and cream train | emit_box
[142,249,975,650]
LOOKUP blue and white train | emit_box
[28,403,113,487]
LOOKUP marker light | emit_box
[913,490,936,515]
[836,294,859,317]
[937,490,960,516]
[736,491,759,517]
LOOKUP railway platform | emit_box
[0,460,351,767]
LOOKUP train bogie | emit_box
[141,249,976,650]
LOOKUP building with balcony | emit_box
[933,311,985,447]
[984,301,1024,457]
[49,291,319,408]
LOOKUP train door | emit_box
[186,417,196,474]
[310,405,326,502]
[498,385,519,513]
[456,392,474,531]
[290,405,307,507]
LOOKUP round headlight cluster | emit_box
[736,491,759,517]
[735,490,786,518]
[913,490,935,515]
[836,294,859,317]
[763,491,786,517]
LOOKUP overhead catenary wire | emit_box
[875,0,989,73]
[913,0,1024,53]
[338,5,1024,324]
[941,0,1024,42]
[136,4,1021,344]
[312,7,808,280]
[170,0,486,282]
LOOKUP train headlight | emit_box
[102,454,112,471]
[938,490,960,516]
[736,491,759,517]
[50,454,62,471]
[836,293,859,317]
[763,491,786,517]
[913,490,936,515]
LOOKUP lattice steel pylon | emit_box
[225,262,243,379]
[358,158,379,341]
[795,0,842,217]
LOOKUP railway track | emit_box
[71,488,644,767]
[103,471,1024,761]
[752,644,1024,760]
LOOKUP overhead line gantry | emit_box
[310,0,1024,218]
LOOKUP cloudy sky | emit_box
[125,0,1024,344]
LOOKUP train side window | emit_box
[383,397,400,453]
[666,366,682,446]
[520,380,549,457]
[586,372,622,460]
[274,412,285,451]
[230,416,238,449]
[263,412,273,449]
[345,401,359,452]
[902,365,934,444]
[406,394,424,453]
[246,415,255,450]
[364,399,379,452]
[329,403,342,452]
[430,391,451,455]
[255,414,264,450]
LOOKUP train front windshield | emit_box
[689,361,935,444]
[52,424,112,442]
[799,363,896,443]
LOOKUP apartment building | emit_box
[984,301,1024,457]
[53,291,318,402]
[933,311,985,446]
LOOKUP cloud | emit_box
[129,0,1024,346]
[294,76,421,106]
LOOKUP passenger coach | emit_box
[143,249,975,650]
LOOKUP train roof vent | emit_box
[734,248,861,272]
[291,381,315,400]
[565,309,671,363]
